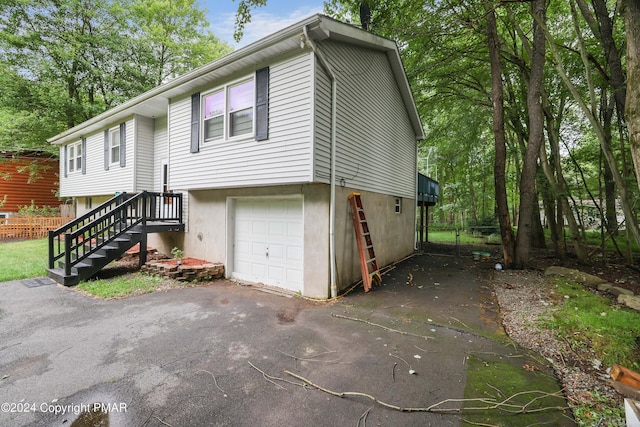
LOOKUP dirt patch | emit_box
[276,310,297,324]
[158,257,211,267]
[432,241,640,295]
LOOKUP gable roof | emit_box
[48,14,424,146]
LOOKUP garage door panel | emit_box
[236,219,252,235]
[235,239,251,255]
[252,263,267,278]
[252,220,268,237]
[287,222,303,238]
[235,260,251,275]
[268,243,285,259]
[268,265,285,284]
[251,241,267,257]
[286,269,303,287]
[286,245,303,261]
[268,221,286,239]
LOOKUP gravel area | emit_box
[491,268,623,421]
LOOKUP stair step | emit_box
[46,267,79,287]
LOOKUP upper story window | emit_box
[68,140,82,173]
[110,128,120,163]
[104,122,126,170]
[204,90,224,140]
[229,80,254,137]
[203,78,255,142]
[191,67,268,154]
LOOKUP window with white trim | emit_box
[191,68,268,153]
[110,128,120,163]
[204,90,224,140]
[203,78,255,141]
[68,141,82,173]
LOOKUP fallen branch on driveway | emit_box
[247,361,299,389]
[283,370,569,414]
[331,313,434,340]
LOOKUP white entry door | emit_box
[232,197,304,292]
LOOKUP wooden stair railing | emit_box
[47,191,183,286]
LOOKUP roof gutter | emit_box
[303,24,339,299]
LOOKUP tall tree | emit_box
[623,0,640,195]
[485,0,515,267]
[513,0,546,268]
[0,0,231,152]
[236,0,639,264]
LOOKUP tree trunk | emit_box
[530,198,546,249]
[539,141,588,263]
[541,178,565,258]
[601,92,618,235]
[531,170,546,249]
[514,0,546,269]
[485,1,515,268]
[623,0,640,194]
[576,0,626,115]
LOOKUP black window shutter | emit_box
[120,122,126,167]
[190,93,200,153]
[81,138,86,175]
[255,67,269,141]
[104,129,110,170]
[64,145,68,178]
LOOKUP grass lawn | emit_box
[0,238,49,282]
[426,230,487,245]
[77,273,187,299]
[0,238,198,298]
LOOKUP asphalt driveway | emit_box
[0,251,573,426]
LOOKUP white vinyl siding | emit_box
[136,115,154,191]
[313,41,417,199]
[169,52,314,190]
[153,116,168,191]
[313,57,332,181]
[59,118,135,197]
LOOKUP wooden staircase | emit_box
[348,192,381,292]
[47,192,184,286]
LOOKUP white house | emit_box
[48,14,424,299]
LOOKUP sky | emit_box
[202,0,327,48]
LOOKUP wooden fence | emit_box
[0,217,73,240]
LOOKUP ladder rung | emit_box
[367,258,376,264]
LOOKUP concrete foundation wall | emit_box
[74,195,114,218]
[148,184,415,299]
[334,186,416,291]
[147,184,330,298]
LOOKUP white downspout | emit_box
[304,25,338,298]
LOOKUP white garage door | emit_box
[232,198,304,292]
